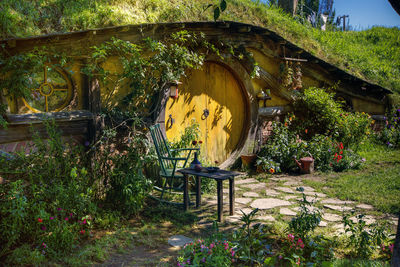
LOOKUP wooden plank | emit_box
[0,120,90,144]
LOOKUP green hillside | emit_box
[1,0,400,96]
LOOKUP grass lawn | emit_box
[304,143,400,214]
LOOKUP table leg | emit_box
[229,177,235,216]
[183,174,189,211]
[196,176,201,208]
[217,180,223,222]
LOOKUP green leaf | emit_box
[220,0,227,12]
[213,7,220,21]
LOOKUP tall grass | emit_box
[1,0,399,94]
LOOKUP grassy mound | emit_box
[1,0,399,94]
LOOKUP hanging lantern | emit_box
[168,80,182,99]
[256,89,271,108]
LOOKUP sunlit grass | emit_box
[1,0,399,95]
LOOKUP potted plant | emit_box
[240,140,257,169]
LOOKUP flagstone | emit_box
[241,183,267,190]
[321,199,355,205]
[250,198,292,210]
[280,208,297,216]
[235,178,258,185]
[235,198,252,205]
[319,221,328,227]
[265,189,280,197]
[168,235,193,247]
[356,204,374,210]
[323,213,342,222]
[284,195,298,200]
[323,204,353,212]
[243,192,260,198]
[275,187,295,194]
[303,191,327,198]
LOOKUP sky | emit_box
[333,0,400,29]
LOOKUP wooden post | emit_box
[217,180,223,222]
[196,175,201,208]
[392,215,400,267]
[183,174,189,211]
[229,177,235,216]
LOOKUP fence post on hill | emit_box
[392,215,400,266]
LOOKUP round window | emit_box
[23,65,73,112]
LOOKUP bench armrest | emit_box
[160,156,187,161]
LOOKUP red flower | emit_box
[305,129,308,134]
[199,140,203,144]
[80,230,85,235]
[339,142,344,150]
[38,218,43,223]
[334,153,338,159]
[339,150,343,155]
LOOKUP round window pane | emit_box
[23,66,73,112]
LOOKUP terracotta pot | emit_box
[240,154,257,169]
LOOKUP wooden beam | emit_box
[282,57,308,62]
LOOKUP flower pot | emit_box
[240,154,257,169]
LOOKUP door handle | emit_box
[202,109,209,120]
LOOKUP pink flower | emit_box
[42,242,47,248]
[41,226,46,231]
[65,217,69,221]
[288,234,294,241]
[297,238,304,247]
[210,243,215,249]
[279,255,283,259]
[50,217,54,220]
[389,243,394,253]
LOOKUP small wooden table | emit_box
[178,168,241,222]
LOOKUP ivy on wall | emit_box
[0,30,259,126]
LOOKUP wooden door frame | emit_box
[154,56,258,168]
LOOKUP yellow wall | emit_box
[352,98,385,114]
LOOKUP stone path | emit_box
[168,174,398,252]
[218,175,398,236]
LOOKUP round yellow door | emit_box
[165,62,246,164]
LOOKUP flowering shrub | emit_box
[376,108,400,148]
[343,212,393,259]
[177,238,235,266]
[232,209,273,265]
[288,188,322,240]
[274,233,335,266]
[258,116,308,172]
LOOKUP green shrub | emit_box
[90,119,155,216]
[292,87,343,137]
[232,209,273,265]
[293,87,372,149]
[177,222,235,266]
[375,107,400,148]
[343,212,393,259]
[258,117,308,172]
[288,188,322,240]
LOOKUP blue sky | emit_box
[332,0,400,29]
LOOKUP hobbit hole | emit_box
[0,22,392,164]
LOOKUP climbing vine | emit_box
[0,30,259,126]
